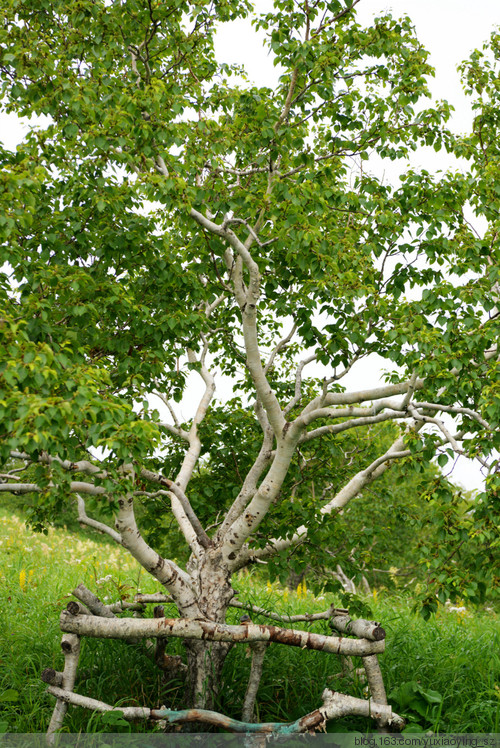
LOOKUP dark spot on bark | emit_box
[227,552,236,560]
[118,499,125,507]
[229,539,235,545]
[282,422,291,435]
[153,555,165,571]
[61,641,73,654]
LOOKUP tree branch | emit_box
[114,495,201,616]
[284,354,316,415]
[190,208,286,438]
[76,495,122,544]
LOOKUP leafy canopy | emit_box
[0,0,498,609]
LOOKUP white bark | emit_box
[175,350,215,495]
[77,495,122,543]
[217,423,274,540]
[231,600,348,623]
[147,352,216,556]
[114,496,201,616]
[241,641,268,722]
[0,481,105,495]
[329,615,386,641]
[46,686,150,721]
[41,669,64,687]
[72,584,116,618]
[299,410,408,443]
[132,593,348,623]
[221,425,302,563]
[319,689,404,730]
[363,655,388,709]
[190,208,286,439]
[59,611,385,656]
[46,685,404,733]
[46,633,80,743]
[235,430,415,566]
[299,379,423,417]
[9,450,106,477]
[137,477,210,551]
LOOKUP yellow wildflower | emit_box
[297,580,307,598]
[19,569,26,591]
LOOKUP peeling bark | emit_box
[45,685,404,733]
[59,611,385,656]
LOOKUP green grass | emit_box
[0,507,498,734]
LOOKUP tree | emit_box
[0,0,498,723]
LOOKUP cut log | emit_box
[59,612,385,656]
[72,584,116,618]
[46,633,80,743]
[45,685,404,733]
[329,615,386,641]
[66,600,91,616]
[41,669,63,687]
[363,654,389,730]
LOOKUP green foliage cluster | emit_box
[0,0,498,611]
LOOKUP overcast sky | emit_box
[1,1,498,491]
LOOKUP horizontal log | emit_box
[133,593,348,623]
[329,615,386,641]
[231,600,349,622]
[59,612,384,656]
[46,687,150,721]
[108,600,146,613]
[46,686,404,733]
[134,593,174,604]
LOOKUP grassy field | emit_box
[0,507,498,734]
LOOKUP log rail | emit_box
[44,585,402,740]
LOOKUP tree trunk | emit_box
[180,550,235,715]
[183,640,231,712]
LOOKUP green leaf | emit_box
[0,690,19,703]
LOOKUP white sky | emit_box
[1,0,498,491]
